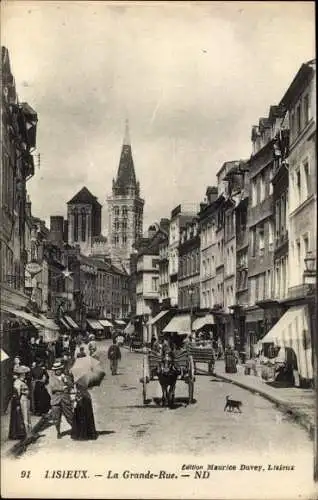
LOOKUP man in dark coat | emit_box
[107,338,121,375]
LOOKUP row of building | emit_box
[0,47,131,409]
[132,59,316,387]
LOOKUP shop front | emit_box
[244,306,265,359]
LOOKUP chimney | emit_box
[49,216,64,243]
[206,186,218,204]
[159,218,170,234]
[148,224,157,239]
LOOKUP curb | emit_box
[214,372,315,440]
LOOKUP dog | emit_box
[224,395,242,413]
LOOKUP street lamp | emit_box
[303,251,316,286]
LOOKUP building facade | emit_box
[1,47,39,409]
[168,204,199,307]
[245,107,286,356]
[107,121,144,272]
[178,217,200,317]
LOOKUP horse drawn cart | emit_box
[187,344,215,375]
[140,349,195,406]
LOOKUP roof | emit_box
[280,60,316,108]
[113,120,137,195]
[67,186,101,206]
[216,160,239,178]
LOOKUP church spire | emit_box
[113,120,138,196]
[123,118,130,146]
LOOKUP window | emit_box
[122,234,127,244]
[303,160,309,200]
[269,166,274,195]
[114,234,119,247]
[249,277,256,305]
[260,172,265,202]
[280,194,286,233]
[290,110,295,140]
[114,206,119,216]
[258,226,265,255]
[296,104,301,134]
[114,219,119,231]
[122,206,128,217]
[303,234,309,260]
[152,277,159,292]
[304,94,310,125]
[268,221,274,250]
[250,228,256,257]
[295,169,301,204]
[73,211,79,242]
[251,179,257,207]
[81,210,86,241]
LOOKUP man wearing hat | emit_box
[48,361,74,439]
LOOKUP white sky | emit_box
[1,1,315,234]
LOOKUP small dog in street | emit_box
[224,395,242,413]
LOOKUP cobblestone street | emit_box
[3,340,313,459]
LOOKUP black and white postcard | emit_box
[1,1,317,498]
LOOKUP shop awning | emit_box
[1,349,9,362]
[124,321,134,334]
[261,305,312,380]
[1,305,59,331]
[60,318,71,330]
[64,315,80,329]
[192,314,215,331]
[162,314,191,335]
[99,319,113,328]
[115,320,126,326]
[245,307,264,323]
[87,319,103,330]
[148,310,170,326]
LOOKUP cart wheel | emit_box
[188,380,194,404]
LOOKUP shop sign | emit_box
[26,262,42,277]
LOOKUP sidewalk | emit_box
[213,360,315,438]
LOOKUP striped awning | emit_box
[60,318,71,330]
[87,319,103,330]
[64,315,79,329]
[99,319,113,328]
[162,314,191,335]
[115,320,126,326]
[192,314,215,331]
[261,305,312,380]
[148,310,170,326]
[1,305,59,331]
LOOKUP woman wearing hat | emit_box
[9,365,32,440]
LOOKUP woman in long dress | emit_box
[9,366,32,440]
[71,383,97,441]
[31,361,51,416]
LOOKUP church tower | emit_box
[107,120,144,271]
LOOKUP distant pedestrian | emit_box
[107,338,121,375]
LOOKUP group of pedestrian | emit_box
[8,331,120,443]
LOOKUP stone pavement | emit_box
[213,359,315,438]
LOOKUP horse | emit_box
[156,351,181,408]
